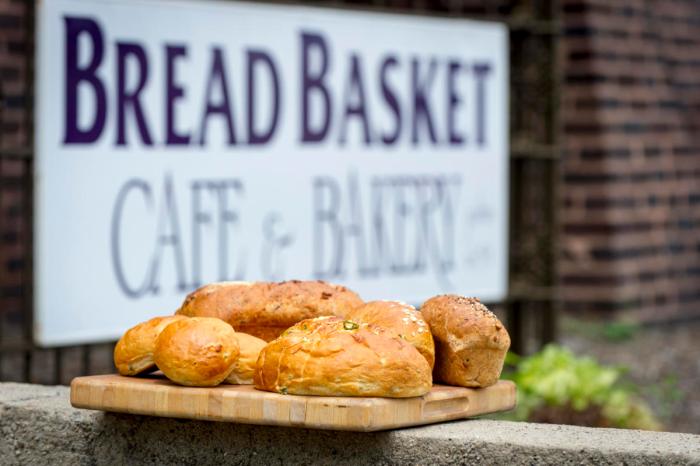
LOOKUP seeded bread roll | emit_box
[113,315,187,376]
[420,295,510,388]
[153,317,240,387]
[177,280,364,341]
[225,332,267,385]
[343,300,435,369]
[254,316,432,398]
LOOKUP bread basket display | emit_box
[71,280,516,431]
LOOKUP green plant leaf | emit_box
[506,344,662,430]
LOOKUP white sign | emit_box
[36,0,509,345]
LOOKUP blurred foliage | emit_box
[601,322,640,342]
[637,374,683,422]
[561,317,640,343]
[497,345,663,430]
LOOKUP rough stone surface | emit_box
[1,382,699,465]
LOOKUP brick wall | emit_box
[0,0,33,380]
[0,0,29,149]
[561,0,700,321]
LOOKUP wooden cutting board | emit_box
[71,374,516,432]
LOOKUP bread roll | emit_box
[420,295,510,388]
[234,325,286,342]
[153,317,240,386]
[343,300,435,369]
[177,280,363,341]
[113,315,186,376]
[225,332,267,385]
[254,316,432,398]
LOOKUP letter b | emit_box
[301,32,332,143]
[64,16,107,144]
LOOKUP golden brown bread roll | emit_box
[113,315,187,376]
[225,332,267,385]
[235,325,287,342]
[153,317,240,386]
[420,295,510,388]
[343,300,435,369]
[177,280,363,341]
[254,316,432,398]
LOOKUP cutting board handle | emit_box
[422,396,470,422]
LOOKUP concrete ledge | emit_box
[1,382,699,465]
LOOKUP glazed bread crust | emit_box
[344,301,435,369]
[176,281,256,322]
[113,315,187,376]
[153,317,240,387]
[234,325,289,342]
[254,316,432,398]
[177,280,363,341]
[420,295,510,388]
[225,332,267,385]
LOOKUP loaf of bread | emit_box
[225,332,267,385]
[113,315,186,376]
[420,295,510,388]
[177,280,363,341]
[342,300,435,369]
[254,316,432,397]
[153,317,240,386]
